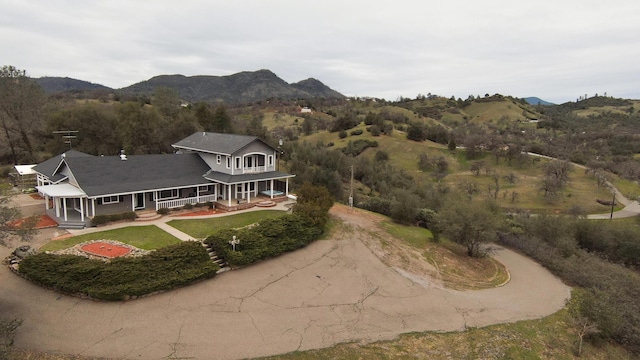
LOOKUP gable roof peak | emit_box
[172,132,271,155]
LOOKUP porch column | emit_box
[62,197,68,222]
[286,178,289,196]
[45,195,50,210]
[196,186,200,203]
[213,184,217,201]
[91,198,96,217]
[247,182,251,203]
[228,184,232,207]
[270,179,274,199]
[55,198,60,218]
[80,198,85,222]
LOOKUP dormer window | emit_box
[216,155,221,164]
[235,157,241,169]
[226,156,231,169]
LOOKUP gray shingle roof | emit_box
[63,153,212,197]
[33,150,94,178]
[172,132,272,155]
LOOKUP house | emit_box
[34,132,295,228]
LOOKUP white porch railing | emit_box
[156,194,218,210]
[243,166,267,174]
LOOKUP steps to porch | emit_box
[202,242,228,271]
[134,210,163,222]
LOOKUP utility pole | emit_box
[349,165,354,209]
[610,190,616,221]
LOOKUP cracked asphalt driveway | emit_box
[0,208,570,360]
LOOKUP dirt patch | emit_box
[329,204,508,290]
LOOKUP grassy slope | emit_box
[168,210,286,239]
[302,124,617,214]
[258,305,632,360]
[39,226,181,251]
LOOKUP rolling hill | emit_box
[35,77,112,94]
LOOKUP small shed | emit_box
[10,165,37,188]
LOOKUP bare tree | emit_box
[0,66,45,164]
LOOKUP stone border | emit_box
[51,240,151,261]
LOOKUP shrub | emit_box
[19,242,218,300]
[183,203,193,210]
[157,208,170,215]
[342,139,379,156]
[91,212,137,226]
[205,214,323,267]
[338,130,347,139]
[350,129,363,136]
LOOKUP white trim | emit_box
[102,195,119,204]
[152,189,179,201]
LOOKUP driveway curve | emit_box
[1,209,570,360]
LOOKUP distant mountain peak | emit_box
[524,97,554,106]
[120,69,345,104]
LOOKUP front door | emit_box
[134,193,145,210]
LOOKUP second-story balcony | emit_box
[243,166,268,174]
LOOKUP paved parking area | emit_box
[0,203,570,360]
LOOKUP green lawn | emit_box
[40,226,181,252]
[378,219,432,248]
[168,210,286,238]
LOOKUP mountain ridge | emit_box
[36,69,344,104]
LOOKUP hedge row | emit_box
[91,211,137,226]
[19,242,218,301]
[204,214,322,267]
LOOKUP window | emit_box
[198,185,209,192]
[268,155,273,166]
[226,156,231,168]
[102,195,119,204]
[235,157,241,169]
[157,189,179,200]
[216,155,221,164]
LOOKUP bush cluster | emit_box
[499,216,640,353]
[342,139,378,156]
[205,214,322,267]
[91,212,137,226]
[19,242,218,300]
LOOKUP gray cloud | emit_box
[2,0,639,103]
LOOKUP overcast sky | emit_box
[3,0,639,104]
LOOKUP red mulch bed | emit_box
[35,215,57,228]
[80,242,131,258]
[173,209,218,217]
[30,194,44,200]
[8,215,57,229]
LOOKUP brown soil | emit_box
[329,204,508,290]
